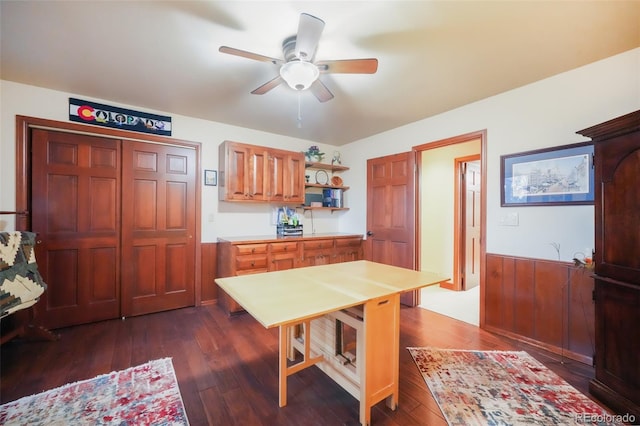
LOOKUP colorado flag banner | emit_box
[69,98,172,136]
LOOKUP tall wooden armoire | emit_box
[577,110,640,419]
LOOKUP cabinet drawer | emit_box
[335,238,362,248]
[235,243,268,255]
[270,242,298,253]
[303,239,334,250]
[236,255,269,271]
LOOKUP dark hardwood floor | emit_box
[1,304,605,425]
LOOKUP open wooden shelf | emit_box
[301,206,349,212]
[305,183,350,191]
[305,162,349,172]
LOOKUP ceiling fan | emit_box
[219,13,378,102]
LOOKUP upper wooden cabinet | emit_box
[219,141,305,203]
[269,148,306,203]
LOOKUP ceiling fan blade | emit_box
[316,58,378,74]
[219,46,283,65]
[310,79,334,103]
[251,75,284,95]
[295,13,325,61]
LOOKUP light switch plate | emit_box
[499,212,519,226]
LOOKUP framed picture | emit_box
[204,169,217,186]
[501,142,594,206]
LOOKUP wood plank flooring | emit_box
[1,305,605,425]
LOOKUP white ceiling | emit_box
[2,1,639,146]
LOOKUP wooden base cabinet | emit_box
[577,110,640,419]
[217,235,363,314]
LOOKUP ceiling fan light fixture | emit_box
[279,60,319,91]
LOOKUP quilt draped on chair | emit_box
[0,231,47,318]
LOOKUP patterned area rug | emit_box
[408,347,622,426]
[0,358,189,425]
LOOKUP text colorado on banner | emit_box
[69,98,172,136]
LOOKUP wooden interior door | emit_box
[121,141,196,317]
[31,129,121,329]
[462,159,481,290]
[366,152,417,305]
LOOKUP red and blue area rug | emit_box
[0,357,189,425]
[408,347,624,426]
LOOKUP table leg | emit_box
[279,324,288,407]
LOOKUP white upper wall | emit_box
[0,81,341,239]
[2,48,639,259]
[340,48,639,261]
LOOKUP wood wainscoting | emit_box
[200,242,218,305]
[485,253,595,365]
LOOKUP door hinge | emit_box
[592,289,596,302]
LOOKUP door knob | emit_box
[366,231,373,236]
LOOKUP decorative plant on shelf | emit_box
[572,255,595,271]
[304,145,324,162]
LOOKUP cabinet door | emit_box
[248,148,269,200]
[285,152,305,203]
[301,249,333,267]
[301,239,334,267]
[270,242,299,271]
[220,142,250,200]
[333,238,363,263]
[268,150,287,202]
[271,251,299,271]
[593,278,640,404]
[219,142,269,201]
[268,150,305,203]
[595,133,640,285]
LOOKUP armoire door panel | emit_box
[602,149,640,270]
[32,129,121,329]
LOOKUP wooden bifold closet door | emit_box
[31,129,196,329]
[120,141,196,317]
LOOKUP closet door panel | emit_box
[32,129,120,329]
[121,142,196,317]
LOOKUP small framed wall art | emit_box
[204,169,217,186]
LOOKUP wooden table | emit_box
[215,260,447,425]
